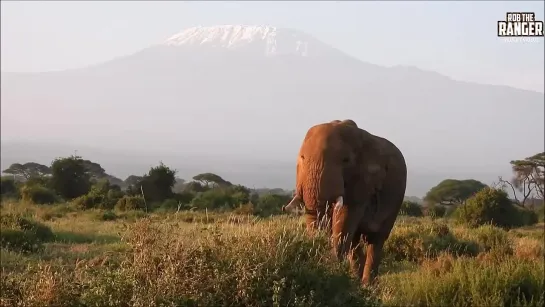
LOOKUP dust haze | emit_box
[1,1,544,197]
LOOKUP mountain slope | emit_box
[162,25,342,58]
[1,25,543,196]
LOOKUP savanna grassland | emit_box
[1,201,544,307]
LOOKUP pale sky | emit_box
[1,1,544,92]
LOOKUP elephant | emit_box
[282,119,407,286]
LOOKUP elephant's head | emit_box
[283,119,386,260]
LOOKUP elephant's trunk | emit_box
[300,164,344,232]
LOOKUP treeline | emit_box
[399,151,544,228]
[1,151,543,226]
[0,156,293,217]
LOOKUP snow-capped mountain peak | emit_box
[162,25,336,57]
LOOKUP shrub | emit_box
[537,205,544,223]
[0,214,54,253]
[0,176,19,200]
[444,204,459,218]
[424,203,446,219]
[472,224,513,254]
[455,187,528,229]
[384,222,479,262]
[20,185,57,205]
[73,194,105,210]
[399,201,423,217]
[73,181,125,210]
[115,195,146,211]
[191,189,234,210]
[233,202,255,215]
[516,207,539,226]
[25,176,51,188]
[255,193,289,216]
[156,198,180,212]
[99,210,118,221]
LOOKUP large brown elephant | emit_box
[282,119,407,286]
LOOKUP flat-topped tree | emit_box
[192,173,232,188]
[2,162,51,180]
[498,152,544,207]
[424,179,488,206]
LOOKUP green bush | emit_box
[115,195,146,211]
[424,203,446,218]
[0,214,54,253]
[99,210,118,221]
[72,180,126,210]
[107,189,124,203]
[157,198,180,212]
[455,187,532,229]
[537,206,544,223]
[20,185,57,204]
[191,189,234,210]
[0,176,19,200]
[384,222,479,262]
[73,194,105,210]
[254,194,289,216]
[516,206,539,226]
[400,201,423,217]
[472,224,513,254]
[444,204,459,218]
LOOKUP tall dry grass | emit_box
[1,202,543,306]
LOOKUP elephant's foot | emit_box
[361,273,380,287]
[361,241,384,287]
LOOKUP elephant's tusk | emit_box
[283,195,302,212]
[334,196,344,208]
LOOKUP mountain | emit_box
[1,25,543,197]
[163,25,343,58]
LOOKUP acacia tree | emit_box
[424,179,487,206]
[192,173,232,188]
[497,152,544,207]
[2,162,51,180]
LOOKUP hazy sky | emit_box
[1,1,544,92]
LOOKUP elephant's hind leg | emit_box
[361,233,385,286]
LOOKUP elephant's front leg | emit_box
[347,233,365,279]
[362,237,384,286]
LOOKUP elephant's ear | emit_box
[341,126,387,190]
[359,135,389,191]
[337,122,368,155]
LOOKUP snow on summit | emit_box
[163,25,336,57]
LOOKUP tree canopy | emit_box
[2,162,51,179]
[192,173,232,188]
[124,175,144,187]
[127,162,177,204]
[424,179,487,205]
[497,151,544,207]
[511,152,544,199]
[50,156,91,200]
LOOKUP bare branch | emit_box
[498,176,525,208]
